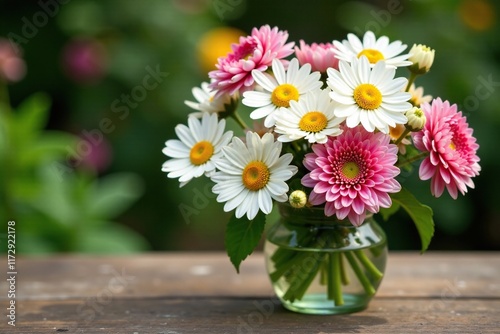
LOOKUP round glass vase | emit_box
[264,203,388,315]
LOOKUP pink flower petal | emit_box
[411,98,480,198]
[301,125,401,226]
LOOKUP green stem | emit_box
[271,226,313,265]
[396,151,429,168]
[354,250,383,281]
[328,252,344,305]
[320,260,328,286]
[291,141,301,153]
[269,230,315,283]
[270,224,383,304]
[230,111,250,131]
[405,72,418,92]
[269,249,313,282]
[339,253,350,285]
[394,128,411,145]
[282,252,325,302]
[369,243,384,258]
[344,251,376,296]
[271,246,296,265]
[274,233,328,302]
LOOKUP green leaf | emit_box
[225,211,266,273]
[75,224,150,253]
[31,162,79,226]
[87,173,144,219]
[16,235,59,254]
[18,131,77,167]
[379,202,400,221]
[0,112,9,184]
[391,188,434,253]
[15,93,51,133]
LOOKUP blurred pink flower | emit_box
[294,40,339,72]
[79,133,112,173]
[209,25,295,97]
[0,39,26,82]
[302,126,401,226]
[412,98,481,199]
[62,38,107,84]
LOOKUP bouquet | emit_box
[161,26,480,303]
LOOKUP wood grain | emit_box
[0,252,499,333]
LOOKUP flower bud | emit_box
[408,44,435,74]
[289,190,307,208]
[405,107,426,132]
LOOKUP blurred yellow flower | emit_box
[197,27,246,73]
[459,0,496,31]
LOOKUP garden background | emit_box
[1,0,499,254]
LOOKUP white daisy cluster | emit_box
[162,113,233,187]
[242,58,322,127]
[184,82,233,118]
[333,31,412,68]
[327,56,412,134]
[212,132,298,220]
[162,30,434,221]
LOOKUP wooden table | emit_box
[1,252,499,333]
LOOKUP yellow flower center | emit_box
[242,161,270,191]
[357,49,385,64]
[449,141,456,150]
[271,84,299,108]
[189,141,214,165]
[299,111,328,133]
[342,161,360,180]
[353,83,383,110]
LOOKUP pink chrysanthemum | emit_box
[412,98,480,199]
[302,126,401,226]
[208,25,295,97]
[294,40,339,72]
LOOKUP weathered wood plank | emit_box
[1,252,499,333]
[6,297,500,334]
[3,252,499,300]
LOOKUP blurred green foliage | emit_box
[0,0,499,253]
[0,92,147,253]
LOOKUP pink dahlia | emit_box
[412,98,480,199]
[294,40,339,72]
[208,25,294,97]
[302,126,401,226]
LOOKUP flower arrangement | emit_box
[162,26,480,306]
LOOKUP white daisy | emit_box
[242,58,322,127]
[327,56,412,134]
[211,132,298,220]
[333,31,412,68]
[184,82,233,118]
[162,112,233,187]
[274,89,344,144]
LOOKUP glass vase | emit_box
[264,203,388,315]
